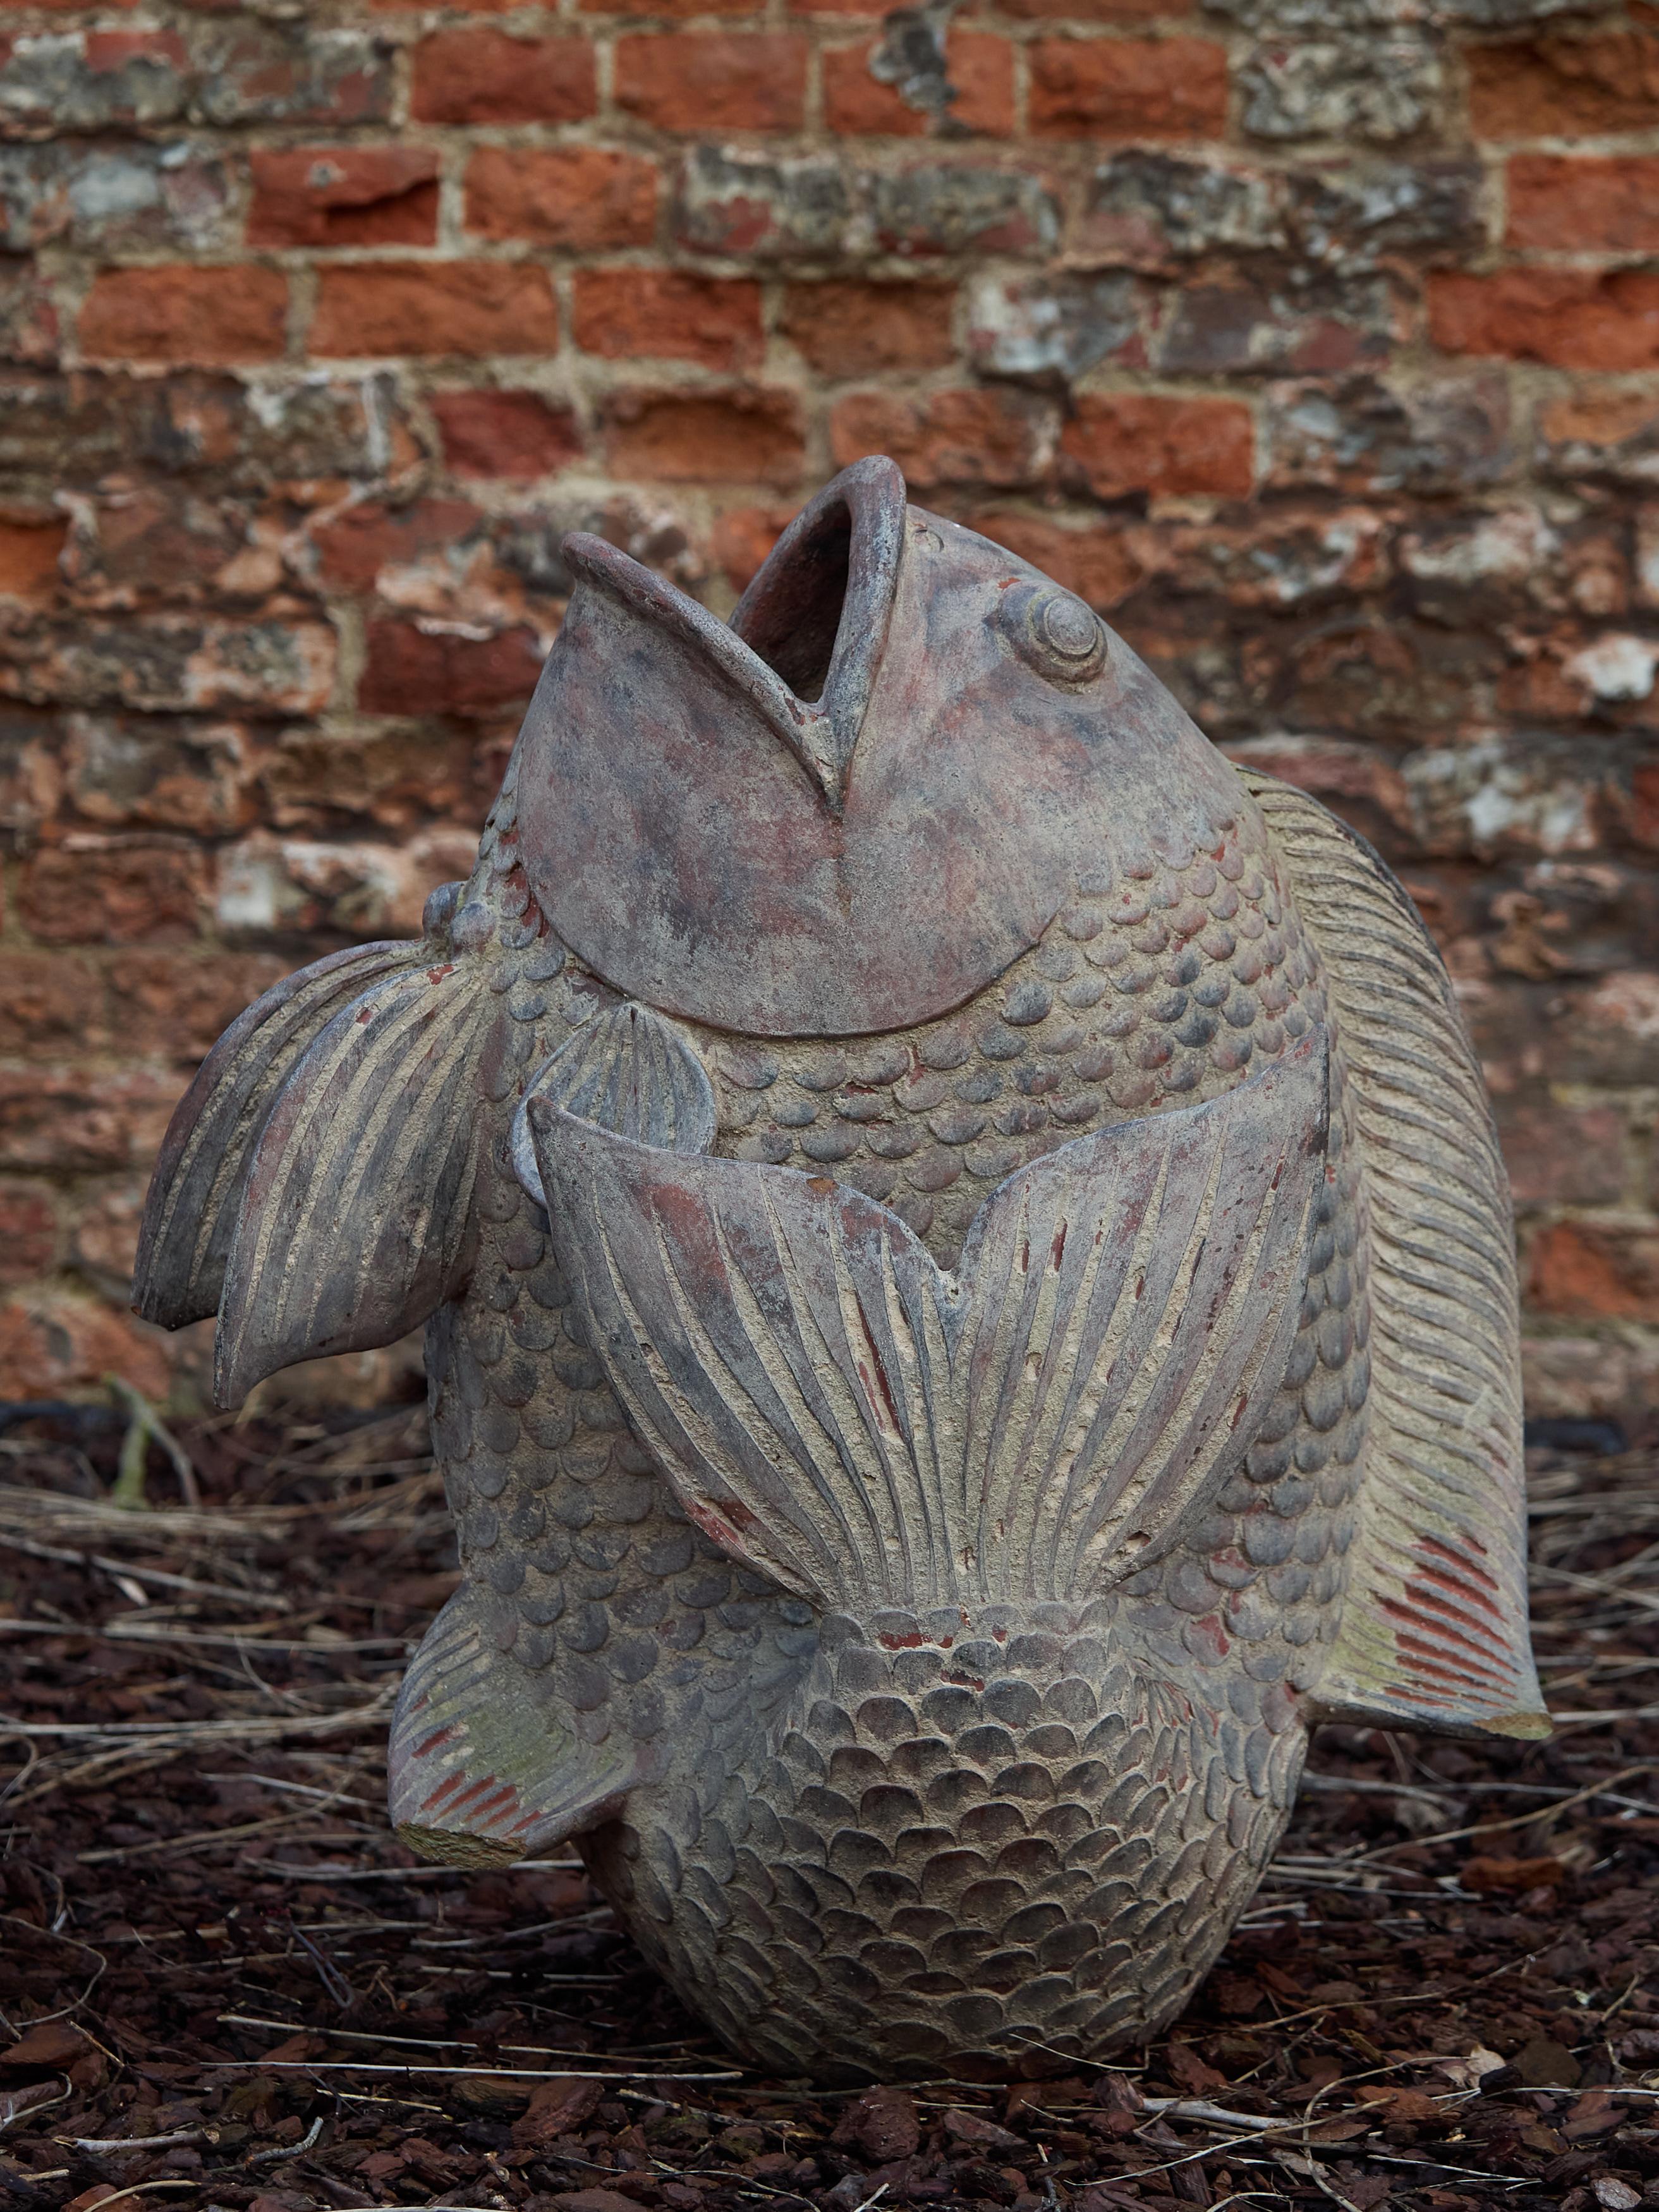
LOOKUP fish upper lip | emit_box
[559,455,906,815]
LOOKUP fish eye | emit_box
[997,584,1108,686]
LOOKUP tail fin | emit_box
[531,1034,1327,1612]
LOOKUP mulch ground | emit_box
[3,1407,1659,2212]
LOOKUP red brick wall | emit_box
[1,1,1656,1429]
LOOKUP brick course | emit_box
[1,0,1655,1431]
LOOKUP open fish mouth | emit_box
[562,453,906,813]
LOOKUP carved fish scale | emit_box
[137,457,1543,2079]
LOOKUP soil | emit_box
[3,1403,1659,2212]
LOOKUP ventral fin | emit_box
[533,1035,1328,1612]
[511,999,715,1208]
[1242,770,1548,1741]
[389,1588,641,1866]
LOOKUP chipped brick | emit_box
[249,146,440,250]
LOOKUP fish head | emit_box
[514,454,1243,1038]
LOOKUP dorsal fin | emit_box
[1239,769,1549,1741]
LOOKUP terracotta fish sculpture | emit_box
[136,456,1547,2081]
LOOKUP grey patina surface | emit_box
[136,456,1545,2081]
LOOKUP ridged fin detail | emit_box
[1239,769,1548,1741]
[511,1001,715,1207]
[213,955,502,1407]
[389,1588,641,1866]
[133,940,428,1330]
[532,1035,1327,1611]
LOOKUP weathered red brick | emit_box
[248,147,440,249]
[829,387,1054,490]
[1536,387,1659,482]
[262,724,499,836]
[1528,1220,1659,1324]
[312,497,485,595]
[604,387,805,487]
[1634,760,1659,848]
[432,391,583,480]
[0,1064,180,1171]
[712,504,793,592]
[18,839,209,945]
[1028,37,1227,139]
[359,620,545,719]
[0,952,104,1057]
[614,35,808,132]
[0,513,65,605]
[1469,31,1659,140]
[78,266,288,365]
[580,0,755,15]
[0,368,422,495]
[823,34,1014,137]
[410,28,595,124]
[968,511,1143,609]
[1498,1096,1629,1210]
[1506,155,1659,254]
[463,146,658,248]
[781,281,957,377]
[572,270,763,372]
[310,263,557,360]
[1263,372,1512,497]
[57,488,283,617]
[0,1291,173,1402]
[1429,270,1659,372]
[71,1176,146,1293]
[0,1182,58,1285]
[106,950,288,1060]
[1060,393,1255,500]
[1002,0,1184,15]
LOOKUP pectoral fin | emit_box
[214,954,502,1406]
[134,940,428,1330]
